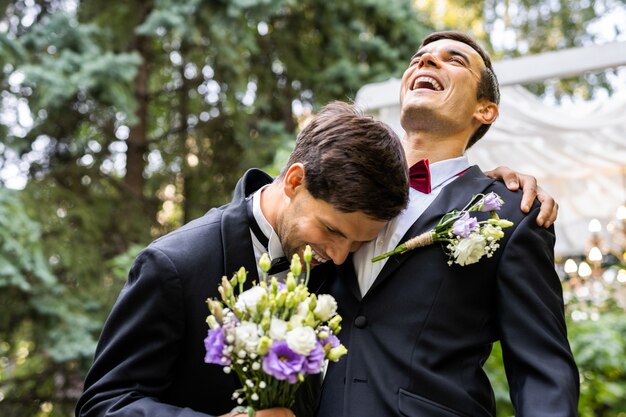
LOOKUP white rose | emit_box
[235,286,266,314]
[269,317,288,341]
[453,233,487,266]
[314,294,338,321]
[235,321,260,353]
[286,326,317,355]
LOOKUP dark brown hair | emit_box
[280,101,408,221]
[420,31,500,148]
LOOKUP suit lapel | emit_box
[221,169,274,282]
[365,166,495,295]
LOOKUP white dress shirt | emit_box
[249,187,287,280]
[353,156,470,297]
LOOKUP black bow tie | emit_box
[267,256,290,276]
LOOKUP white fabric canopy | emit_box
[356,81,626,256]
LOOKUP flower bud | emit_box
[276,290,287,307]
[257,336,272,355]
[286,272,297,291]
[487,218,514,228]
[328,315,342,332]
[327,344,348,361]
[259,253,271,273]
[303,245,313,264]
[221,276,233,297]
[237,267,247,285]
[207,298,224,323]
[290,254,302,277]
[285,292,297,308]
[206,315,219,329]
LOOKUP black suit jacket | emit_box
[76,169,324,417]
[316,166,579,417]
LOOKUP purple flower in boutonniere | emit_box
[372,193,514,266]
[477,192,503,212]
[452,212,479,238]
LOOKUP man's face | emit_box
[277,187,387,267]
[399,38,486,133]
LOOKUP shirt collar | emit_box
[252,187,285,260]
[428,155,470,191]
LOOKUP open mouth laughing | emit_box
[411,75,443,91]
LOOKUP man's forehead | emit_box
[414,39,485,67]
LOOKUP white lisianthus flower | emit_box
[314,294,338,321]
[289,313,305,329]
[235,286,266,314]
[269,317,288,341]
[453,233,487,266]
[235,321,260,353]
[286,326,317,355]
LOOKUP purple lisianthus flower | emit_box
[302,343,326,374]
[262,341,304,384]
[452,212,479,238]
[481,192,503,212]
[204,328,230,366]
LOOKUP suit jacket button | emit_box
[354,315,368,328]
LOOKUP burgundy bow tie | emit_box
[409,159,431,194]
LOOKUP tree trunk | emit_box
[124,34,149,199]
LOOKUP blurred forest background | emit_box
[1,0,625,416]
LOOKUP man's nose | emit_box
[327,241,353,265]
[417,52,439,68]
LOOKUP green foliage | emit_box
[571,311,626,416]
[0,188,100,416]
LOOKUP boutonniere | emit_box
[372,192,514,266]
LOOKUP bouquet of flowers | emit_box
[204,245,347,417]
[372,192,514,266]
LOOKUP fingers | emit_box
[535,187,559,228]
[517,174,538,213]
[484,166,558,228]
[484,166,520,191]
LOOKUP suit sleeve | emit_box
[75,247,213,417]
[496,207,579,417]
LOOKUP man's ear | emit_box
[283,163,305,198]
[474,100,499,125]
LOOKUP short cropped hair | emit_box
[420,31,500,148]
[281,101,408,221]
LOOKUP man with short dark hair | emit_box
[75,101,410,417]
[316,32,579,417]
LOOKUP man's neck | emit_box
[402,131,466,166]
